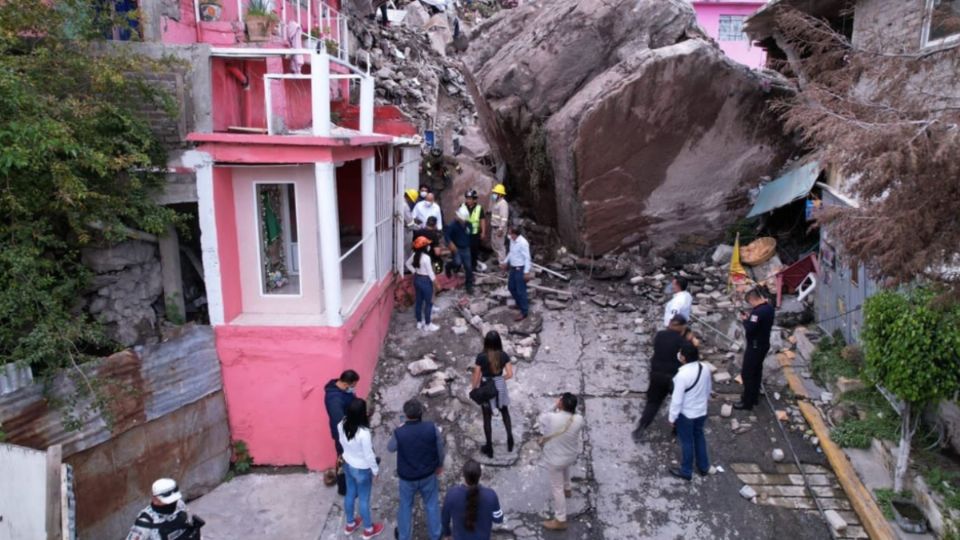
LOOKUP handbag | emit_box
[335,456,347,496]
[469,378,498,405]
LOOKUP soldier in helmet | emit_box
[458,189,486,272]
[126,478,204,540]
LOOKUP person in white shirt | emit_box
[412,192,443,231]
[406,236,438,332]
[668,342,711,481]
[662,275,693,328]
[338,399,385,539]
[501,226,532,321]
[538,392,584,532]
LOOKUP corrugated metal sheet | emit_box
[0,362,34,396]
[816,189,878,344]
[0,324,221,457]
[747,161,821,218]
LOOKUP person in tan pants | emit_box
[538,392,584,531]
[489,184,509,264]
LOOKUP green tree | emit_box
[0,1,178,388]
[862,289,960,491]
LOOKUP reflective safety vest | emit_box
[459,203,483,235]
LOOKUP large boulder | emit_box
[465,0,791,254]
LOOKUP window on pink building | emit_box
[718,15,748,41]
[256,183,301,295]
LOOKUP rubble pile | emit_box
[349,12,476,132]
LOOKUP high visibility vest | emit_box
[460,204,483,235]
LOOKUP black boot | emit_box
[501,407,514,452]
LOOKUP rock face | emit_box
[81,240,163,346]
[465,0,791,254]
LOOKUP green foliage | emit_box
[862,289,960,405]
[232,440,253,474]
[874,488,911,520]
[0,1,178,379]
[246,0,277,19]
[811,331,860,385]
[922,466,960,511]
[830,388,899,448]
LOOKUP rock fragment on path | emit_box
[408,357,440,376]
[713,371,732,383]
[824,510,847,533]
[772,448,785,462]
[720,403,733,418]
[739,485,757,500]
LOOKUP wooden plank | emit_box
[45,444,62,540]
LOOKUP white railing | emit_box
[193,0,349,61]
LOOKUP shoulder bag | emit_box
[469,377,498,405]
[537,413,575,447]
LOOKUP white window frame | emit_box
[718,14,748,42]
[254,181,304,298]
[922,0,960,48]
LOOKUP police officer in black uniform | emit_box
[734,289,776,411]
[633,315,689,441]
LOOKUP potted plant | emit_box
[245,0,278,42]
[323,38,338,55]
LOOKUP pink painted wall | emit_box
[214,167,243,322]
[693,2,767,69]
[214,275,396,470]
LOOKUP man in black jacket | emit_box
[388,399,446,540]
[734,289,776,410]
[633,315,689,441]
[324,370,360,456]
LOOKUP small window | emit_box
[924,0,960,47]
[718,15,748,42]
[256,183,300,295]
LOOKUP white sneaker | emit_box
[417,321,424,330]
[426,323,440,332]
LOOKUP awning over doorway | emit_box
[747,161,821,218]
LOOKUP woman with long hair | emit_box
[441,460,504,540]
[406,236,438,332]
[471,331,515,457]
[337,398,384,539]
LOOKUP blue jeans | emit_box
[508,267,529,316]
[452,247,473,291]
[676,414,709,478]
[397,475,441,540]
[344,463,373,529]
[414,275,433,324]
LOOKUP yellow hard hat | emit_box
[492,184,506,196]
[405,189,419,201]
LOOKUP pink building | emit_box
[146,0,420,470]
[693,1,768,68]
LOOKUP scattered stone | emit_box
[712,244,734,264]
[824,510,848,533]
[720,403,733,418]
[452,325,469,335]
[836,376,865,394]
[544,299,567,310]
[731,419,740,431]
[713,372,732,384]
[469,301,490,316]
[739,485,757,500]
[408,357,440,376]
[810,437,819,447]
[820,391,834,403]
[775,410,789,422]
[772,448,785,462]
[421,372,448,397]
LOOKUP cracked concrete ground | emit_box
[193,266,840,539]
[315,269,835,540]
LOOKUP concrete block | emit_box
[824,509,847,532]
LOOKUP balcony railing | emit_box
[194,0,349,62]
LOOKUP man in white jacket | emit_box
[538,392,584,531]
[668,342,711,481]
[662,275,693,328]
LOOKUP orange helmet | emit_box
[413,236,432,250]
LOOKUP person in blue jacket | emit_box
[442,460,503,540]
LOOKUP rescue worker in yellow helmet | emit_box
[490,184,510,265]
[458,189,487,272]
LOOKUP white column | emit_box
[310,51,331,136]
[188,153,225,326]
[315,162,342,326]
[361,156,376,282]
[359,76,374,134]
